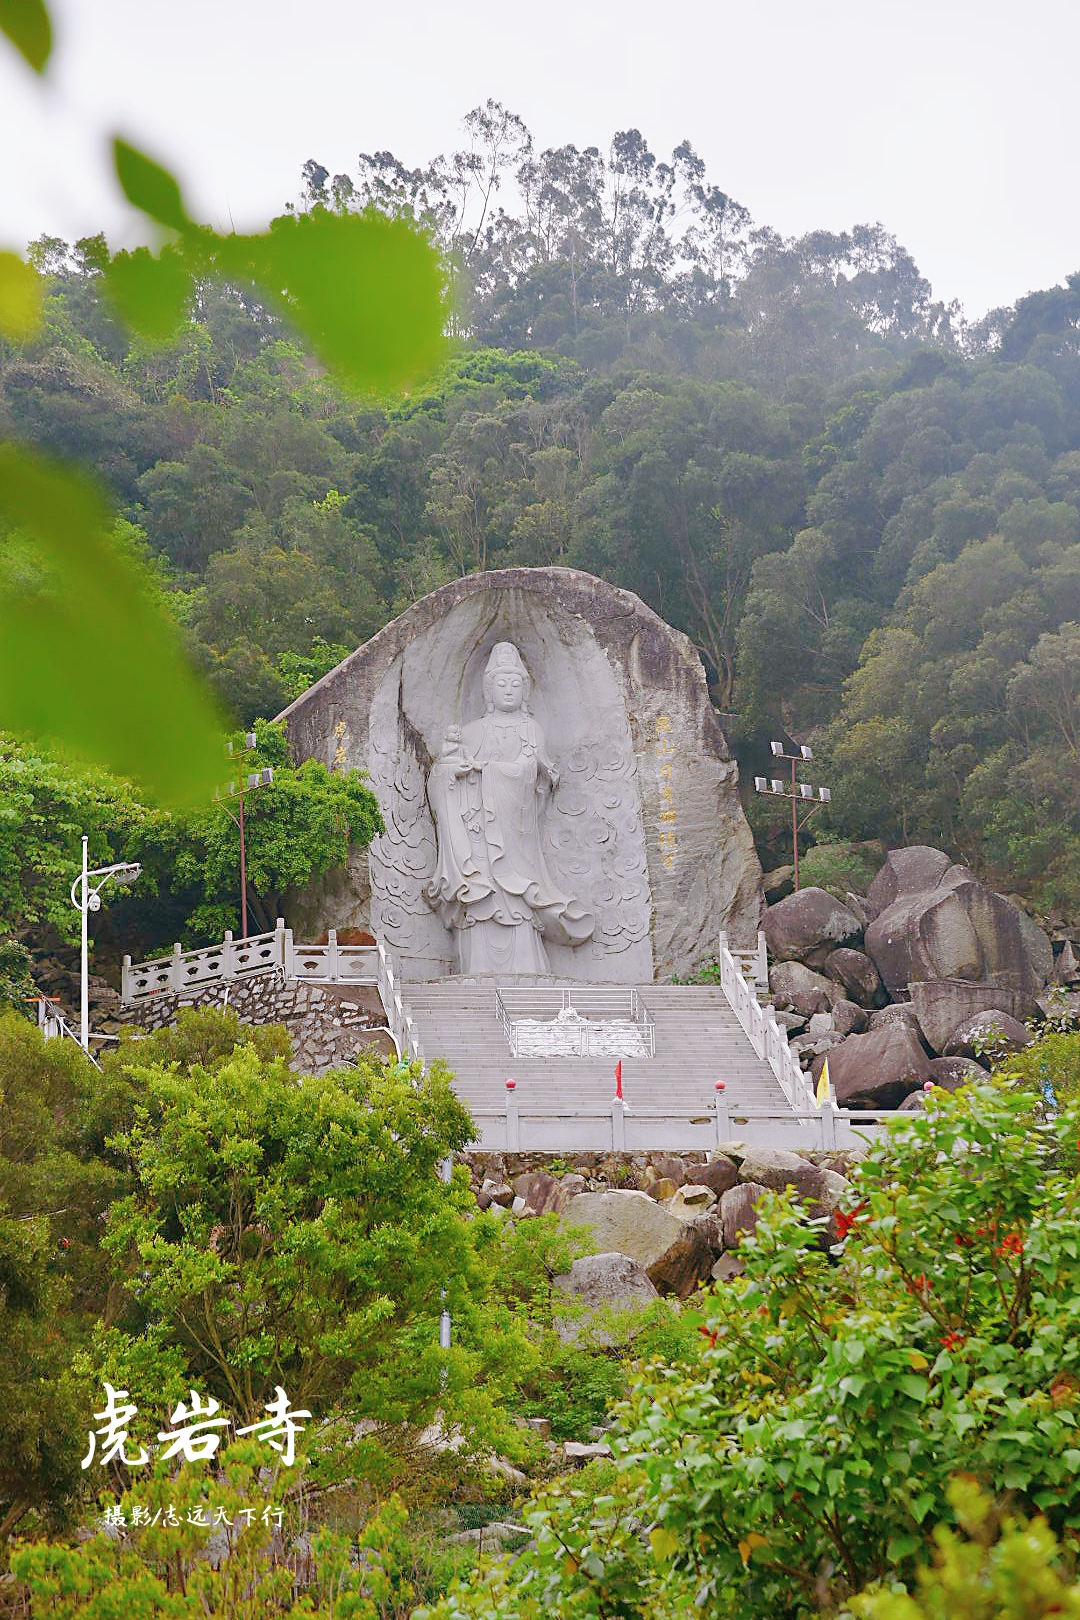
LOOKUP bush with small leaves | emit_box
[417,1079,1080,1620]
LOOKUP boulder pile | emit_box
[464,1146,853,1301]
[761,845,1072,1109]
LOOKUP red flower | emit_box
[953,1234,974,1249]
[940,1330,965,1351]
[835,1201,868,1241]
[904,1273,932,1297]
[994,1232,1024,1258]
[698,1325,719,1348]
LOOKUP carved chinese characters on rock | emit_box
[424,642,595,974]
[655,714,678,869]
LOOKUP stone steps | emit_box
[400,982,793,1128]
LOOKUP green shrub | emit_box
[999,1027,1080,1109]
[419,1078,1080,1620]
[846,1477,1080,1618]
[798,838,884,897]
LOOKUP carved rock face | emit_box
[279,568,764,981]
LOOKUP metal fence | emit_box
[493,985,656,1058]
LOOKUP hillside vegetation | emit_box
[2,105,1079,933]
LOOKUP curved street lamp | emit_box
[70,835,141,1052]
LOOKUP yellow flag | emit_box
[816,1055,832,1107]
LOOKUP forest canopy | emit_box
[3,102,1080,917]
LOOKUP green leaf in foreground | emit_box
[0,0,51,72]
[113,136,191,232]
[0,444,225,806]
[216,209,447,391]
[0,250,42,339]
[102,244,193,340]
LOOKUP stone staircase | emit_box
[402,981,794,1148]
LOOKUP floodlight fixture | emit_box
[752,744,834,891]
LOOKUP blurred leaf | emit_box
[649,1525,680,1563]
[0,444,225,806]
[102,245,192,340]
[113,137,191,232]
[215,210,446,391]
[0,250,42,339]
[0,0,51,72]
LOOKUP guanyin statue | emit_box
[424,641,594,974]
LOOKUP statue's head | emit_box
[482,641,531,714]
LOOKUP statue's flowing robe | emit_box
[426,713,593,973]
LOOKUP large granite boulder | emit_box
[867,1003,927,1041]
[1014,905,1054,988]
[512,1170,565,1214]
[831,998,868,1036]
[562,1190,683,1269]
[926,1055,988,1089]
[769,961,837,1015]
[865,865,1051,1001]
[694,1156,740,1198]
[553,1253,660,1342]
[867,846,953,913]
[646,1227,716,1297]
[721,1182,767,1248]
[737,1144,837,1207]
[811,1025,933,1108]
[279,567,763,981]
[943,1010,1032,1060]
[763,888,864,968]
[909,979,1037,1055]
[824,948,885,1008]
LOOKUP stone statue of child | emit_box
[425,642,594,974]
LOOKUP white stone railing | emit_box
[376,939,424,1066]
[724,929,769,992]
[288,931,379,985]
[717,932,817,1116]
[122,924,287,1000]
[478,1079,906,1152]
[122,920,379,1002]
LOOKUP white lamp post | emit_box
[70,835,141,1052]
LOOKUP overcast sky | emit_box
[1,0,1073,319]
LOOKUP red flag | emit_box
[614,1060,623,1099]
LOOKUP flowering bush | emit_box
[422,1076,1080,1620]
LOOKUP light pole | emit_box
[70,836,141,1052]
[220,733,274,939]
[754,741,831,892]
